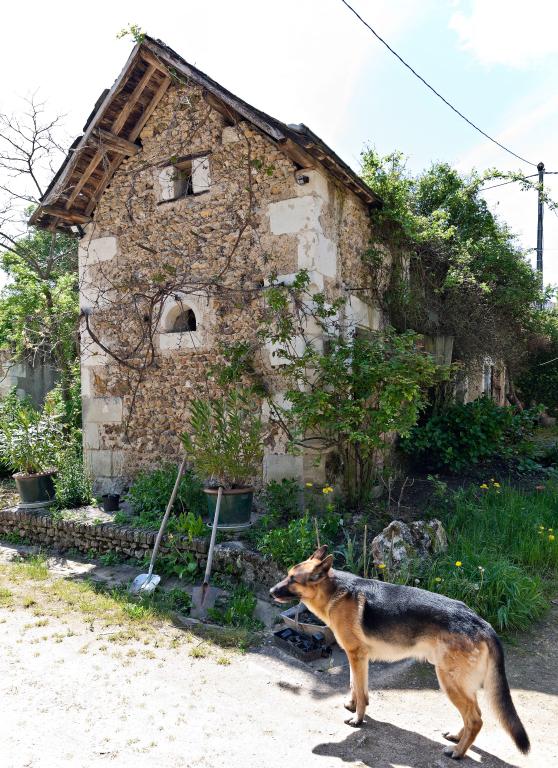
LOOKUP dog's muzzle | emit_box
[269,580,294,602]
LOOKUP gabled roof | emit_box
[30,36,379,231]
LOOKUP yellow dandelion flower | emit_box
[549,535,556,542]
[479,483,488,489]
[377,563,386,570]
[549,528,554,533]
[305,482,313,487]
[435,577,442,583]
[493,482,501,488]
[455,561,463,568]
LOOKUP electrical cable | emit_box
[340,0,538,167]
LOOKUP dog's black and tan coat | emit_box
[270,545,530,760]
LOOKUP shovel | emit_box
[191,486,224,618]
[129,457,187,596]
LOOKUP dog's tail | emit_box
[484,633,530,754]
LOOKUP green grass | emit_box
[385,482,558,634]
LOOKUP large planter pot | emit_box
[203,487,254,529]
[13,470,56,510]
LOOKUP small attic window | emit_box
[170,307,197,333]
[158,155,211,203]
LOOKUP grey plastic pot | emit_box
[203,487,254,529]
[13,470,56,509]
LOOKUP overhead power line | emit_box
[340,0,537,167]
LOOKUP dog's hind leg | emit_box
[344,650,369,727]
[436,665,483,760]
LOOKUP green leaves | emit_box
[181,387,263,488]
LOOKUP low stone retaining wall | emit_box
[0,507,283,592]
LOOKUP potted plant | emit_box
[181,387,263,528]
[0,405,62,509]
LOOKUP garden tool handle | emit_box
[147,457,188,578]
[203,486,222,584]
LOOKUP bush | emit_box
[257,510,342,570]
[125,465,205,531]
[402,396,539,472]
[54,448,93,509]
[259,479,300,524]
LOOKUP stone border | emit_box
[0,507,283,593]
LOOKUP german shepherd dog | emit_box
[270,545,530,760]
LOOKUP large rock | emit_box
[371,519,447,571]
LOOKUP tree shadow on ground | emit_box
[312,717,521,768]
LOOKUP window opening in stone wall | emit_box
[173,160,194,198]
[170,307,197,333]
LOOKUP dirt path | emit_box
[0,545,556,768]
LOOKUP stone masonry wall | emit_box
[78,80,381,493]
[0,507,283,591]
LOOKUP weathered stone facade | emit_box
[77,78,381,493]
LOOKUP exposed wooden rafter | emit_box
[40,206,92,224]
[91,128,140,156]
[64,150,104,209]
[112,64,157,135]
[129,76,171,141]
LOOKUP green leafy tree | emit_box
[360,150,550,391]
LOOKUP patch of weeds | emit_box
[189,643,209,658]
[11,554,49,581]
[22,595,36,608]
[207,584,262,630]
[0,587,13,606]
[216,655,231,666]
[98,551,122,567]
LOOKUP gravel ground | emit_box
[0,544,557,768]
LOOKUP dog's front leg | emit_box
[344,651,369,726]
[344,664,356,712]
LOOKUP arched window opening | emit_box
[170,307,197,333]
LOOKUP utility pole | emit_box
[536,161,545,280]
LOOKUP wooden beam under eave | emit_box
[202,90,239,125]
[64,150,104,209]
[112,64,157,135]
[91,128,140,156]
[279,139,318,172]
[40,206,92,224]
[128,76,171,141]
[140,47,170,74]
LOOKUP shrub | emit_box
[0,399,63,474]
[401,396,539,472]
[125,465,205,530]
[54,447,93,509]
[208,584,262,629]
[259,479,301,524]
[257,510,342,570]
[126,464,206,531]
[181,387,263,488]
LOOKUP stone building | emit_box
[30,37,386,493]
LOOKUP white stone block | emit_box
[268,196,320,235]
[83,422,100,450]
[263,453,304,483]
[157,166,177,202]
[157,331,202,351]
[346,295,381,331]
[297,231,336,277]
[85,449,124,478]
[83,396,123,424]
[192,155,211,193]
[266,335,306,367]
[295,169,330,202]
[79,236,118,265]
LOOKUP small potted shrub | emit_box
[181,387,263,527]
[0,405,62,509]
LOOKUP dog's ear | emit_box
[308,554,334,582]
[311,544,329,561]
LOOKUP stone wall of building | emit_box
[78,81,380,492]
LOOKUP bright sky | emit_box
[2,0,558,288]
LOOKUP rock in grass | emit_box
[371,519,447,572]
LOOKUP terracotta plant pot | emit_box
[13,470,56,509]
[203,487,254,528]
